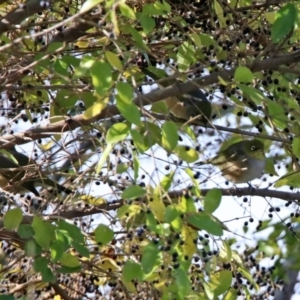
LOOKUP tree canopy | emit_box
[0,0,300,299]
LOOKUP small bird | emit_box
[143,68,212,124]
[195,140,266,183]
[0,148,72,196]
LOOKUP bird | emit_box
[0,148,72,196]
[195,140,266,183]
[143,68,212,124]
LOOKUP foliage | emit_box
[0,0,300,299]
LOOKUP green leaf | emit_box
[3,208,23,230]
[105,51,123,71]
[265,157,278,176]
[33,257,56,283]
[122,260,143,282]
[58,265,82,274]
[187,213,223,236]
[204,188,222,213]
[133,155,140,180]
[116,82,141,125]
[129,27,149,50]
[142,1,170,15]
[90,61,112,96]
[50,240,65,262]
[122,185,146,199]
[18,224,34,239]
[274,170,300,188]
[266,100,288,130]
[223,287,238,300]
[141,243,162,275]
[106,123,130,144]
[119,3,136,19]
[72,241,90,258]
[234,66,254,83]
[159,172,174,192]
[164,206,180,223]
[131,129,149,153]
[0,295,14,300]
[293,137,300,157]
[174,267,191,298]
[271,3,297,43]
[57,220,85,244]
[238,84,265,104]
[208,270,232,296]
[174,145,199,163]
[80,0,104,13]
[32,216,55,250]
[138,14,155,34]
[95,224,114,245]
[161,121,178,151]
[116,163,128,174]
[24,239,42,257]
[59,252,81,267]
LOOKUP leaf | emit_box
[119,3,136,19]
[293,137,300,157]
[59,252,81,267]
[208,270,232,296]
[106,123,130,144]
[116,82,141,125]
[18,224,34,239]
[133,155,140,180]
[32,216,55,250]
[148,195,165,222]
[238,84,265,104]
[266,100,288,130]
[3,208,23,230]
[161,121,178,151]
[271,3,297,43]
[234,66,254,83]
[187,212,223,236]
[90,61,112,96]
[57,220,85,244]
[50,240,65,262]
[105,51,123,71]
[174,145,199,163]
[142,1,170,15]
[274,170,300,188]
[141,243,161,275]
[25,239,42,257]
[0,295,14,300]
[95,224,114,245]
[33,256,56,283]
[131,129,149,153]
[204,188,222,213]
[122,185,146,199]
[72,241,90,258]
[223,288,238,300]
[80,0,104,13]
[174,267,191,298]
[122,260,143,282]
[82,97,109,120]
[138,13,155,34]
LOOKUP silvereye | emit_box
[196,140,266,183]
[143,68,212,124]
[0,148,72,196]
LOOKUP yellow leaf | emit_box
[82,97,109,120]
[181,224,198,257]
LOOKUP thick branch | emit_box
[1,50,300,147]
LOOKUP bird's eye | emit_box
[251,145,256,151]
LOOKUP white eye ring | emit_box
[251,145,256,151]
